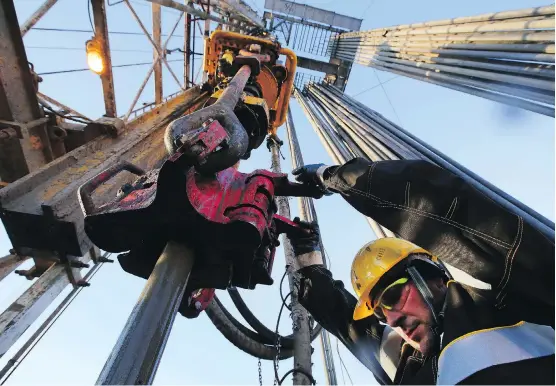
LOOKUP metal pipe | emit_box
[357,52,553,91]
[309,85,421,160]
[355,51,555,79]
[334,40,556,54]
[329,5,555,116]
[358,18,555,38]
[338,6,555,37]
[202,0,210,82]
[294,90,344,164]
[184,1,192,88]
[96,241,194,385]
[335,52,555,106]
[152,2,163,104]
[92,0,117,117]
[269,127,314,386]
[334,45,554,63]
[305,96,358,160]
[284,108,337,385]
[317,83,555,238]
[20,0,59,36]
[294,90,393,240]
[308,87,400,160]
[335,30,555,46]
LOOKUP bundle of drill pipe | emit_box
[294,83,554,242]
[327,5,555,117]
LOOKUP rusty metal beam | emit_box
[125,1,184,91]
[0,256,105,381]
[36,92,92,121]
[20,0,60,36]
[0,254,29,282]
[0,0,53,182]
[91,0,117,118]
[184,2,192,88]
[152,2,163,104]
[0,88,207,261]
[0,247,96,359]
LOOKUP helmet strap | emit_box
[406,266,440,326]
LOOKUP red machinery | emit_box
[79,116,315,318]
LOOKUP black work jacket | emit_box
[297,158,555,385]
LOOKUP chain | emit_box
[258,358,263,386]
[273,335,281,385]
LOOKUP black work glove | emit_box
[291,164,333,199]
[290,217,321,256]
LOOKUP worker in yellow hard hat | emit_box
[289,157,554,385]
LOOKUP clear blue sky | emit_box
[0,0,553,384]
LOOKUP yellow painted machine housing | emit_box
[203,30,297,133]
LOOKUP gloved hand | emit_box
[291,164,332,198]
[290,217,321,256]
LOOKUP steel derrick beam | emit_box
[0,87,207,261]
[0,246,98,359]
[0,254,30,282]
[0,0,52,183]
[91,0,117,118]
[152,2,163,105]
[19,0,60,37]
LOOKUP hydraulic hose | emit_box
[205,296,294,360]
[214,294,273,344]
[227,288,323,348]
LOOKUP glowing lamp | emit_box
[86,39,104,75]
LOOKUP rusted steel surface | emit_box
[0,247,96,359]
[37,92,91,121]
[0,254,30,282]
[91,0,117,117]
[0,0,52,182]
[152,2,163,104]
[184,8,192,88]
[20,0,60,36]
[0,88,207,259]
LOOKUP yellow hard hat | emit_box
[351,238,436,321]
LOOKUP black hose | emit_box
[213,295,273,344]
[227,287,323,349]
[205,296,294,360]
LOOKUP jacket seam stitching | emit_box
[496,216,520,291]
[496,216,523,302]
[329,179,512,248]
[405,182,410,207]
[446,197,457,219]
[375,203,510,249]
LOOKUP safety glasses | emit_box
[372,277,409,322]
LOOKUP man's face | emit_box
[380,278,445,355]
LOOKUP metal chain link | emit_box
[258,358,263,386]
[273,335,281,386]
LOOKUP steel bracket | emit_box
[0,117,49,139]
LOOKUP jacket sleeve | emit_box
[297,265,395,385]
[323,158,554,326]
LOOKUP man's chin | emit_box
[416,334,435,355]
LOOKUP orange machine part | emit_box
[203,31,297,133]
